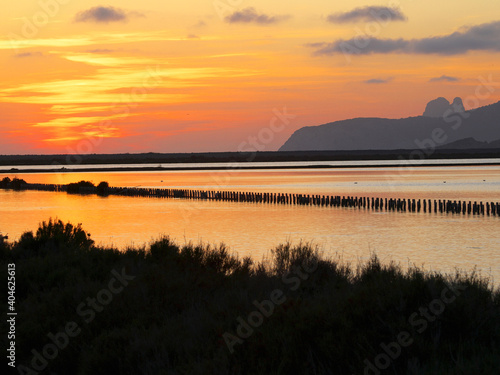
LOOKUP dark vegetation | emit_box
[0,177,27,190]
[66,180,109,195]
[96,181,110,196]
[0,179,110,196]
[1,149,500,167]
[66,180,96,194]
[1,220,499,374]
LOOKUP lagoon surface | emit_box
[1,164,500,283]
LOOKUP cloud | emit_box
[225,7,289,25]
[186,34,200,39]
[75,6,143,23]
[412,21,500,54]
[311,20,500,56]
[86,49,114,54]
[364,78,393,84]
[327,6,407,23]
[193,20,207,28]
[14,52,43,58]
[303,42,326,48]
[429,75,460,82]
[312,37,408,56]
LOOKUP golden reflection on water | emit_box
[1,187,499,284]
[3,165,500,201]
[1,167,499,284]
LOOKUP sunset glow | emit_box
[2,0,500,154]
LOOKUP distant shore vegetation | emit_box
[1,177,27,190]
[66,180,109,195]
[1,178,110,196]
[1,219,499,374]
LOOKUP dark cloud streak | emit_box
[311,20,500,56]
[14,52,43,58]
[86,49,114,54]
[364,78,393,84]
[429,75,460,82]
[327,6,407,23]
[225,7,289,25]
[312,37,408,56]
[75,6,143,23]
[303,42,326,48]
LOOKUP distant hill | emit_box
[279,99,500,151]
[436,137,500,149]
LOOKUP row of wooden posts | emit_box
[11,183,500,216]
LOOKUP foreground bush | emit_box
[1,220,499,375]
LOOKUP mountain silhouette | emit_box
[279,99,500,151]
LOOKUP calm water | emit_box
[1,164,500,284]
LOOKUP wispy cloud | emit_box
[60,52,154,67]
[49,105,113,115]
[429,75,460,82]
[33,115,123,128]
[311,20,500,56]
[303,42,326,48]
[74,6,143,23]
[14,51,43,58]
[34,115,122,143]
[193,20,207,28]
[2,36,94,50]
[225,7,289,25]
[0,32,206,51]
[327,6,407,23]
[86,49,114,54]
[364,78,393,84]
[0,64,254,105]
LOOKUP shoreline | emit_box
[1,148,500,166]
[2,161,500,174]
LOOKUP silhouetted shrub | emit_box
[5,177,27,190]
[96,181,109,195]
[148,235,179,261]
[0,233,9,259]
[1,176,11,188]
[271,241,319,274]
[66,180,95,194]
[16,219,94,255]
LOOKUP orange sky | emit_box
[1,0,500,154]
